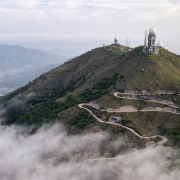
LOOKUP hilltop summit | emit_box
[0,45,180,146]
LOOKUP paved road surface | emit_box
[78,104,168,145]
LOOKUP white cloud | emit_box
[0,124,180,180]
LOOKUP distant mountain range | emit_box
[0,45,68,71]
[0,44,73,95]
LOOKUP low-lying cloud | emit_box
[0,124,179,180]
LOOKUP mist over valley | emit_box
[0,0,180,179]
[0,124,179,180]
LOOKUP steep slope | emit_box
[1,45,180,146]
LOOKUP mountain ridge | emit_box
[1,45,180,147]
[0,44,68,71]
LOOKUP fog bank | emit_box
[0,124,179,180]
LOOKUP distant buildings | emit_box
[111,37,120,47]
[157,42,164,48]
[103,28,164,54]
[110,37,133,51]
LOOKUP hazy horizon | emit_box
[0,0,179,55]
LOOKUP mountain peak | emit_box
[0,45,180,146]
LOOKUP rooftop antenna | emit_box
[129,37,130,47]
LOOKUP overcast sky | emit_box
[0,0,179,55]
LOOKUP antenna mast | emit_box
[144,30,147,47]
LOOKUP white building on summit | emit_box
[114,37,118,44]
[157,42,164,48]
[143,27,163,55]
[111,37,120,46]
[148,27,156,49]
[143,27,158,55]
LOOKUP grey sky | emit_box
[0,0,179,55]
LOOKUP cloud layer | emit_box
[0,124,180,180]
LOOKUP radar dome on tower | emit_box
[143,27,159,55]
[149,27,156,34]
[111,36,120,47]
[114,37,118,41]
[114,37,118,44]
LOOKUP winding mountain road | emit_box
[78,104,168,145]
[76,91,175,164]
[77,90,180,145]
[114,92,180,110]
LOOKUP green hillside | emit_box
[1,45,180,147]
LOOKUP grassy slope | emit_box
[61,96,173,137]
[1,45,180,146]
[116,47,180,91]
[93,93,180,146]
[2,46,180,102]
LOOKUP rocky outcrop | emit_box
[109,116,122,124]
[107,105,138,112]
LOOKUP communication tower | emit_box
[144,30,147,47]
[143,27,159,55]
[129,37,130,47]
[148,27,156,49]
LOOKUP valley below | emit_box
[0,45,71,96]
[0,66,35,95]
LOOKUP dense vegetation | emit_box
[78,73,122,102]
[3,73,121,128]
[68,110,95,134]
[159,126,180,146]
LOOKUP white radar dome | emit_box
[149,27,156,34]
[114,37,118,41]
[157,42,164,47]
